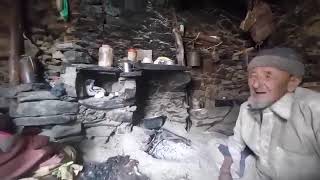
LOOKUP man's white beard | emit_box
[248,96,274,110]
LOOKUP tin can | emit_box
[187,50,200,67]
[99,45,113,67]
[123,61,132,73]
[127,48,137,62]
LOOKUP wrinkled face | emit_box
[248,67,299,109]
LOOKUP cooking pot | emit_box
[187,50,200,67]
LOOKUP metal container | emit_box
[98,45,113,67]
[187,50,201,67]
[127,48,137,62]
[123,61,132,73]
[19,55,36,83]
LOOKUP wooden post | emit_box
[8,0,22,85]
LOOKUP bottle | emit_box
[127,48,137,62]
[98,45,113,67]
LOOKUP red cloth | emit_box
[0,133,58,180]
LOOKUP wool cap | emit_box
[248,47,305,77]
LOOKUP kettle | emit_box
[19,55,37,83]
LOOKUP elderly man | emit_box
[218,47,320,180]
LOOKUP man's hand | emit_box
[218,156,233,180]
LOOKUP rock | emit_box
[83,120,122,127]
[85,126,116,137]
[17,91,59,102]
[46,65,63,72]
[46,59,62,66]
[79,97,135,110]
[10,100,79,118]
[31,27,46,34]
[52,51,65,59]
[41,54,52,61]
[0,97,9,111]
[14,83,49,94]
[50,83,66,97]
[44,71,60,77]
[55,42,84,51]
[0,87,15,98]
[61,67,77,97]
[13,115,77,126]
[63,50,93,64]
[119,80,136,100]
[304,16,320,37]
[40,46,49,51]
[56,135,84,143]
[40,123,82,140]
[36,40,44,45]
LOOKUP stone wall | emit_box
[0,61,9,85]
[15,1,249,135]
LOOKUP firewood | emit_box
[173,28,185,66]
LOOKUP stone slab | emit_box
[79,97,135,110]
[0,97,9,111]
[0,87,16,98]
[14,83,49,94]
[61,67,77,97]
[17,91,59,102]
[56,135,84,143]
[13,115,77,126]
[10,100,79,118]
[55,42,84,51]
[40,123,82,140]
[63,50,93,64]
[85,126,116,137]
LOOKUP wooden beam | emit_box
[8,0,22,85]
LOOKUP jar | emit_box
[98,45,113,67]
[127,48,137,62]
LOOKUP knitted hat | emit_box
[248,47,305,77]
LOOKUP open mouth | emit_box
[255,91,267,94]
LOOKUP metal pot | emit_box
[187,50,200,67]
[19,55,36,83]
[123,61,132,73]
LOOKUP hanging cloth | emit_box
[56,0,69,21]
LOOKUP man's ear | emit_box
[287,76,302,92]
